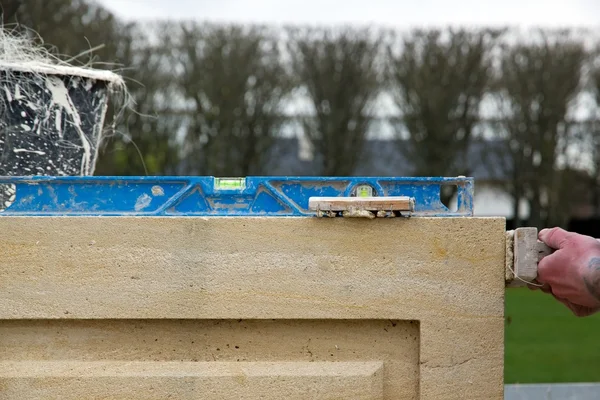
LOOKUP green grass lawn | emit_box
[504,288,600,383]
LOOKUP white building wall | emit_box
[449,182,529,219]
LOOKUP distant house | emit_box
[263,136,524,219]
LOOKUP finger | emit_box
[536,250,571,285]
[581,307,600,317]
[529,281,552,293]
[540,284,552,294]
[552,294,582,316]
[551,293,578,313]
[573,306,599,317]
[539,227,572,250]
[554,295,599,317]
[526,279,543,290]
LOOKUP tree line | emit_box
[2,0,600,228]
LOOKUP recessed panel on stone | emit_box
[0,319,419,399]
[0,360,384,400]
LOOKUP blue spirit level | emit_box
[0,176,473,217]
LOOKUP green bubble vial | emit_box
[214,178,246,190]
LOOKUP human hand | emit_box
[529,227,600,317]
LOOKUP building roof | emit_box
[264,137,510,180]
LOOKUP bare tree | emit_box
[178,22,291,176]
[587,65,600,216]
[591,127,600,217]
[2,0,121,65]
[591,134,600,216]
[387,27,501,204]
[494,29,587,228]
[94,22,182,175]
[0,1,21,24]
[287,26,383,176]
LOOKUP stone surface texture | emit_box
[0,216,506,399]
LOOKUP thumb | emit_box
[539,227,571,250]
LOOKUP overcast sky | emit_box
[97,0,600,27]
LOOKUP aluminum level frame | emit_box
[0,176,474,217]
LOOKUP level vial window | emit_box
[214,178,246,191]
[354,184,374,197]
